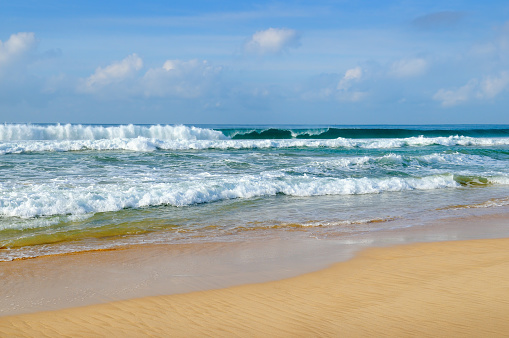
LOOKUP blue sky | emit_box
[1,0,509,124]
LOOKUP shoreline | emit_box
[2,236,509,336]
[1,211,509,317]
[1,211,509,335]
[0,235,361,317]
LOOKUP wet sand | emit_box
[1,237,509,336]
[0,238,360,316]
[1,213,509,336]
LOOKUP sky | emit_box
[1,0,509,125]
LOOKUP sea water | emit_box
[1,124,509,260]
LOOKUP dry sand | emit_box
[1,237,509,337]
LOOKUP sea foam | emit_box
[0,124,227,141]
[2,136,509,154]
[0,174,463,222]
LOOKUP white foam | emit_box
[443,197,509,210]
[490,176,509,185]
[0,174,463,223]
[0,124,227,141]
[286,152,509,177]
[2,135,509,154]
[289,128,329,138]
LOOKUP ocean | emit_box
[1,123,509,261]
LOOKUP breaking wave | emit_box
[2,124,509,143]
[0,124,227,141]
[2,135,509,154]
[0,174,465,222]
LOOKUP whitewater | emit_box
[1,123,509,260]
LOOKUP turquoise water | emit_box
[1,124,508,260]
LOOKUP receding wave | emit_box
[0,216,397,261]
[0,174,464,222]
[270,217,397,229]
[437,197,509,211]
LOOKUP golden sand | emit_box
[1,237,509,337]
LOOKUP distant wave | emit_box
[2,124,509,142]
[0,124,227,141]
[2,135,509,154]
[222,127,509,139]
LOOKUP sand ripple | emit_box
[1,238,509,337]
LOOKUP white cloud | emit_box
[77,56,223,99]
[81,54,143,91]
[0,32,36,74]
[244,28,301,54]
[336,67,366,101]
[433,72,509,106]
[390,58,427,78]
[478,71,509,99]
[302,67,366,102]
[433,79,477,106]
[142,59,223,98]
[337,67,362,90]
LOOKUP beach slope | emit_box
[1,237,509,337]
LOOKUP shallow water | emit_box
[1,124,508,260]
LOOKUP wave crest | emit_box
[225,127,509,139]
[0,124,228,141]
[2,135,509,154]
[0,174,462,221]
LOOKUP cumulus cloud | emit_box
[390,58,427,78]
[433,80,477,106]
[433,72,509,106]
[302,67,367,102]
[337,67,362,90]
[244,28,301,54]
[77,54,224,99]
[142,59,223,98]
[81,53,143,91]
[336,67,366,101]
[479,72,509,98]
[0,32,37,75]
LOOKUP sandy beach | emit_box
[2,0,509,334]
[1,216,509,336]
